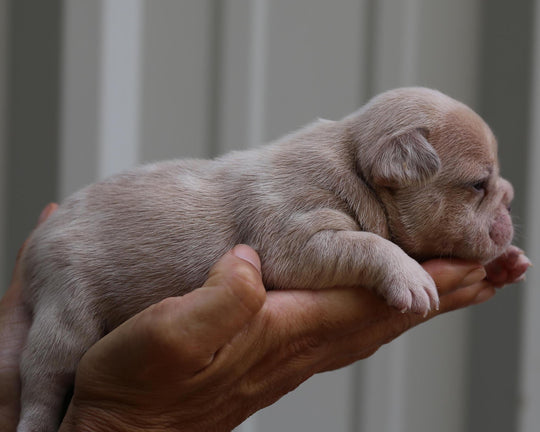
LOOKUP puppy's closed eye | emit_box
[470,179,488,193]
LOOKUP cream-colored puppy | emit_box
[17,87,529,432]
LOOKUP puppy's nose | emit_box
[499,177,514,209]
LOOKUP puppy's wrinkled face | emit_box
[378,102,514,264]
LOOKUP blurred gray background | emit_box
[1,1,539,431]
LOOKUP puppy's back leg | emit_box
[17,301,101,432]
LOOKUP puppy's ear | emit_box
[364,128,441,188]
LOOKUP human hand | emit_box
[58,254,502,431]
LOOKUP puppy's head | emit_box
[346,87,513,263]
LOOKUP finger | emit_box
[422,259,486,295]
[196,244,266,350]
[437,280,495,313]
[406,279,495,322]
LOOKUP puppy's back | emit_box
[21,159,237,324]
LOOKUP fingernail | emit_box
[461,267,487,287]
[232,245,262,275]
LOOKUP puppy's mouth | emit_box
[489,209,514,247]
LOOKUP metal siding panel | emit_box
[59,0,101,199]
[263,0,365,142]
[139,0,215,161]
[214,0,253,153]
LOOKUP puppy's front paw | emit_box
[485,245,532,287]
[378,254,439,316]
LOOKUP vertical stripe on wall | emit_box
[59,0,101,199]
[97,0,143,179]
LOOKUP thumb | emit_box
[135,244,266,374]
[187,244,267,355]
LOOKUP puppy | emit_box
[17,87,529,432]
